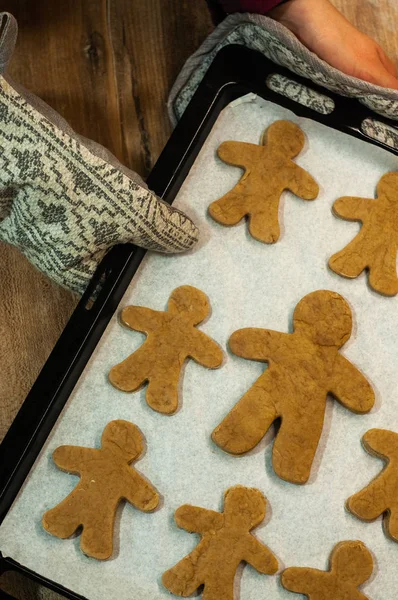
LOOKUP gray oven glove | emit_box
[0,13,198,296]
[169,13,398,148]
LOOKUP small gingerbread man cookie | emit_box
[109,286,223,414]
[162,486,278,600]
[282,541,374,600]
[42,420,159,560]
[212,290,375,484]
[329,172,398,296]
[208,120,319,243]
[347,428,398,541]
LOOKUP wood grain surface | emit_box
[0,0,212,449]
[0,0,396,598]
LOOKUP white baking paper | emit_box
[1,94,398,600]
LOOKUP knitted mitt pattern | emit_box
[0,13,198,294]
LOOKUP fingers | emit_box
[356,43,398,90]
[269,0,398,91]
[376,70,398,90]
[361,64,398,91]
[376,45,398,78]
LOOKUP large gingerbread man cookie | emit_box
[282,541,374,600]
[109,286,223,414]
[347,428,398,541]
[42,420,159,559]
[208,120,319,243]
[212,290,375,484]
[329,172,398,296]
[162,486,278,600]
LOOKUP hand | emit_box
[269,0,398,89]
[0,12,199,296]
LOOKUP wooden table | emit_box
[0,0,212,446]
[0,0,396,597]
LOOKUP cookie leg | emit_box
[272,413,323,484]
[248,202,280,244]
[146,371,180,414]
[347,479,388,523]
[42,494,84,539]
[80,513,115,560]
[162,554,204,597]
[212,386,277,454]
[208,191,249,226]
[368,243,398,296]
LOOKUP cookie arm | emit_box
[243,536,278,574]
[347,475,389,524]
[349,468,398,540]
[120,306,162,334]
[175,505,223,533]
[281,567,318,594]
[362,428,398,457]
[333,196,372,222]
[229,328,288,361]
[217,141,259,169]
[123,471,159,512]
[329,355,375,413]
[52,446,95,474]
[189,331,223,369]
[287,165,319,200]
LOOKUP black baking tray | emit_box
[1,44,398,599]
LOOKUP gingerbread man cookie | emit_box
[348,428,398,541]
[109,286,223,414]
[282,541,374,600]
[208,120,319,243]
[329,172,398,296]
[42,420,159,560]
[162,486,278,600]
[212,290,375,484]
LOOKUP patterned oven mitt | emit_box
[0,13,198,295]
[168,12,398,147]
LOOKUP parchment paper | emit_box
[1,94,398,600]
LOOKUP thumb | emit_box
[138,192,199,253]
[107,186,199,254]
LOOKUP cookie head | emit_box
[376,171,398,203]
[331,541,373,586]
[293,290,352,347]
[101,420,144,461]
[168,285,210,324]
[263,120,305,159]
[224,486,266,530]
